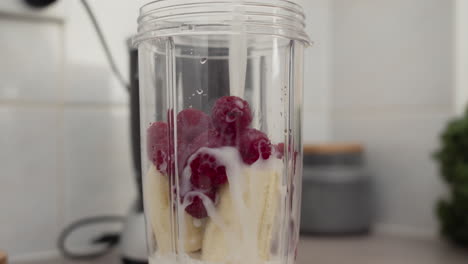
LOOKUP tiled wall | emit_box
[330,0,455,235]
[0,15,64,257]
[0,1,139,259]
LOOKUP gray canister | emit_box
[300,144,372,234]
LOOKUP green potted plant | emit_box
[434,108,468,246]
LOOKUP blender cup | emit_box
[133,0,310,263]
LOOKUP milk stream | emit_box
[229,0,247,98]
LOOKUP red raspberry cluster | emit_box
[147,96,282,218]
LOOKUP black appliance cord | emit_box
[80,0,130,91]
[57,216,125,260]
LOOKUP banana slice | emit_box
[182,213,204,252]
[202,168,280,263]
[201,185,234,262]
[145,165,203,254]
[254,169,281,260]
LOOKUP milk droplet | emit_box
[235,98,244,109]
[200,58,207,64]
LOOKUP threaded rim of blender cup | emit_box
[133,0,310,46]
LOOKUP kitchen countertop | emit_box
[297,234,467,264]
[12,234,468,264]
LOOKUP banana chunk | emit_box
[146,165,203,253]
[202,168,280,263]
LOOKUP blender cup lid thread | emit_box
[133,0,311,47]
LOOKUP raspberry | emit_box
[274,143,285,159]
[177,108,210,144]
[187,129,224,156]
[184,188,217,219]
[239,128,272,165]
[147,122,172,174]
[211,96,252,142]
[177,129,224,180]
[176,139,189,174]
[179,129,223,167]
[189,152,228,189]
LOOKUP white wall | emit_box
[0,6,65,259]
[455,0,468,115]
[300,0,333,143]
[0,0,144,260]
[330,0,454,235]
[62,0,151,228]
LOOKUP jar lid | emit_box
[303,143,364,166]
[304,143,364,155]
[303,166,369,183]
[133,0,311,46]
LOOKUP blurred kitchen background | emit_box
[1,0,468,263]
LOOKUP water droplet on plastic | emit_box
[180,24,194,31]
[192,93,195,96]
[200,58,207,64]
[202,94,208,97]
[196,89,203,95]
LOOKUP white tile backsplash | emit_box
[64,63,128,104]
[0,106,59,256]
[0,0,66,21]
[0,2,139,259]
[331,109,451,231]
[0,18,62,103]
[63,107,135,222]
[62,0,141,105]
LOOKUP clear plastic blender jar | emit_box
[133,1,310,263]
